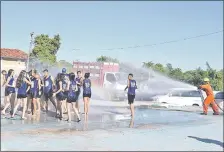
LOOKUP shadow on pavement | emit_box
[188,136,224,148]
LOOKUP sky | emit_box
[1,1,223,71]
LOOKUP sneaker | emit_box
[21,117,27,120]
[200,113,207,115]
[77,118,81,122]
[213,113,219,115]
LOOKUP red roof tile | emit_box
[0,48,28,60]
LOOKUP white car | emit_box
[214,91,224,111]
[153,88,203,107]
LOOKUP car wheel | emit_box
[192,104,199,106]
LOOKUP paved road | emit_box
[1,101,223,151]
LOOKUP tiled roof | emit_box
[0,48,28,60]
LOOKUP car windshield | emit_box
[215,92,224,99]
[170,90,201,97]
[115,73,127,81]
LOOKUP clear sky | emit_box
[1,1,223,71]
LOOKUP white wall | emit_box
[1,58,26,76]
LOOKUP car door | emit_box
[166,90,183,105]
[181,90,202,106]
[190,90,203,106]
[174,91,190,106]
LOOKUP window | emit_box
[181,91,191,97]
[106,73,116,83]
[181,90,201,97]
[215,92,224,99]
[189,91,201,97]
[169,90,201,97]
[170,91,182,97]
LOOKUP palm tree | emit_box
[142,61,154,69]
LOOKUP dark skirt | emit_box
[56,92,67,101]
[83,93,91,98]
[5,87,15,96]
[17,94,27,99]
[67,96,77,103]
[128,94,135,104]
[44,91,53,101]
[30,91,38,99]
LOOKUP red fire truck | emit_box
[72,61,128,100]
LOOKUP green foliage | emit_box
[96,57,222,90]
[57,60,73,73]
[142,61,223,91]
[96,56,119,63]
[30,34,61,64]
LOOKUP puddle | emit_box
[1,107,207,134]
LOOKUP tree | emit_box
[153,63,165,73]
[57,60,73,73]
[96,56,119,63]
[96,56,223,91]
[165,63,173,75]
[30,34,61,64]
[96,56,107,62]
[142,61,154,69]
[170,68,183,80]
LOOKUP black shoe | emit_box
[58,116,62,120]
[213,113,219,115]
[200,113,207,115]
[77,118,81,122]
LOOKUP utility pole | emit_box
[26,32,34,72]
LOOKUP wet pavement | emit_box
[1,105,223,151]
[1,107,209,131]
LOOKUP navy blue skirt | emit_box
[56,92,67,101]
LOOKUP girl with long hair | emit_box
[53,73,67,120]
[83,73,91,121]
[66,72,81,122]
[12,70,31,119]
[1,69,16,116]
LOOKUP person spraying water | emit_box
[198,78,219,115]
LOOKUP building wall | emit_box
[1,58,26,76]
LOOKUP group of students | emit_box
[1,67,139,123]
[2,66,219,124]
[1,68,93,122]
